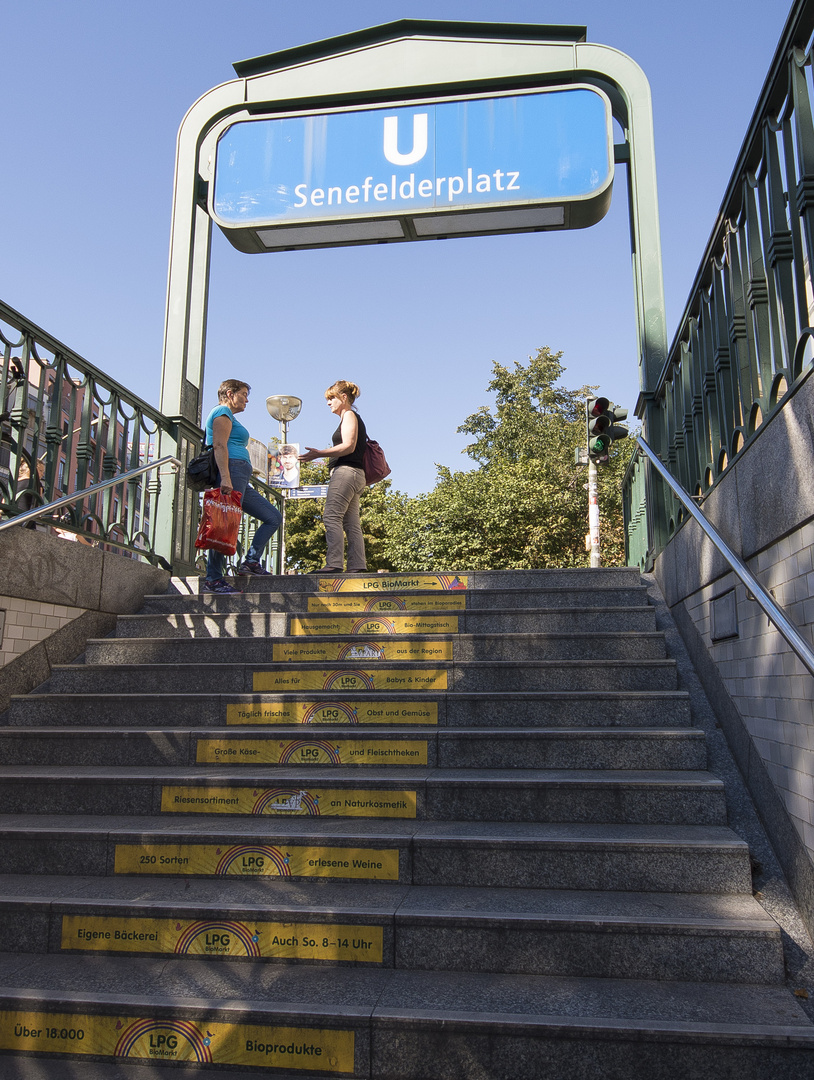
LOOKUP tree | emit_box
[280,461,329,573]
[282,460,401,573]
[382,348,633,570]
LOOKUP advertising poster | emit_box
[224,700,438,725]
[61,914,383,962]
[160,785,418,817]
[268,442,301,489]
[0,1009,354,1071]
[114,843,400,880]
[198,738,429,765]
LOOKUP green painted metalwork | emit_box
[161,21,669,573]
[623,0,814,569]
[0,298,283,575]
[0,299,180,567]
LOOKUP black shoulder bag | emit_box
[186,444,218,492]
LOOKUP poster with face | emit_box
[268,443,301,489]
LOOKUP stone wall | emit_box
[0,528,169,712]
[653,365,814,936]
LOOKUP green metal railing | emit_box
[0,299,183,567]
[0,300,283,575]
[0,457,181,570]
[625,0,814,567]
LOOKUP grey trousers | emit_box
[324,465,367,569]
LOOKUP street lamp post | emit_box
[266,395,302,573]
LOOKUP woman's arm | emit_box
[299,412,358,462]
[212,413,233,493]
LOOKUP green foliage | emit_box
[283,349,634,573]
[282,460,402,573]
[382,347,633,571]
[457,346,585,465]
[281,461,329,573]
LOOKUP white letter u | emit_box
[383,113,428,165]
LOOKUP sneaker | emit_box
[236,559,272,576]
[201,578,242,595]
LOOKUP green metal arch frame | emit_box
[157,23,667,566]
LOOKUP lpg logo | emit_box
[114,1018,213,1062]
[206,933,231,947]
[149,1034,178,1051]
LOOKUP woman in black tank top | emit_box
[298,380,367,573]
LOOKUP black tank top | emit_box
[329,412,366,472]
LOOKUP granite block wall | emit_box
[0,528,170,712]
[653,366,814,935]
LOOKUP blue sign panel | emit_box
[211,87,612,233]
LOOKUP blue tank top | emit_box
[204,404,251,463]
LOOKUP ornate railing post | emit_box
[622,1,814,564]
[0,300,182,570]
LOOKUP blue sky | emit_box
[0,0,793,494]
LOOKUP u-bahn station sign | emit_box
[210,86,614,251]
[161,19,668,482]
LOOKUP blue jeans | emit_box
[206,458,282,580]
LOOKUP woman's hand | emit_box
[298,447,323,462]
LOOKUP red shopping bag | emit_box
[194,488,243,554]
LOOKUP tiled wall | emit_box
[0,595,86,667]
[679,525,814,859]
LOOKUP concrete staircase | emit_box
[0,566,811,1079]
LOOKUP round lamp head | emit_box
[266,395,302,422]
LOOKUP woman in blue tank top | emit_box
[201,379,282,594]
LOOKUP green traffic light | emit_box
[585,395,629,463]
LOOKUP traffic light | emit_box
[586,396,610,463]
[586,397,629,464]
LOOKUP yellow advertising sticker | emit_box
[0,1009,354,1071]
[225,700,438,725]
[161,785,417,818]
[253,669,447,692]
[308,593,466,612]
[273,640,452,663]
[115,843,400,880]
[61,914,383,962]
[197,739,428,766]
[318,573,468,593]
[290,614,458,636]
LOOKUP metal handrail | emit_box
[637,436,814,678]
[0,456,181,533]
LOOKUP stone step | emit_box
[0,875,783,983]
[7,691,693,729]
[0,961,810,1078]
[43,659,679,695]
[0,726,707,769]
[142,585,653,615]
[114,606,657,638]
[168,566,645,594]
[0,816,752,893]
[86,630,667,665]
[0,768,727,825]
